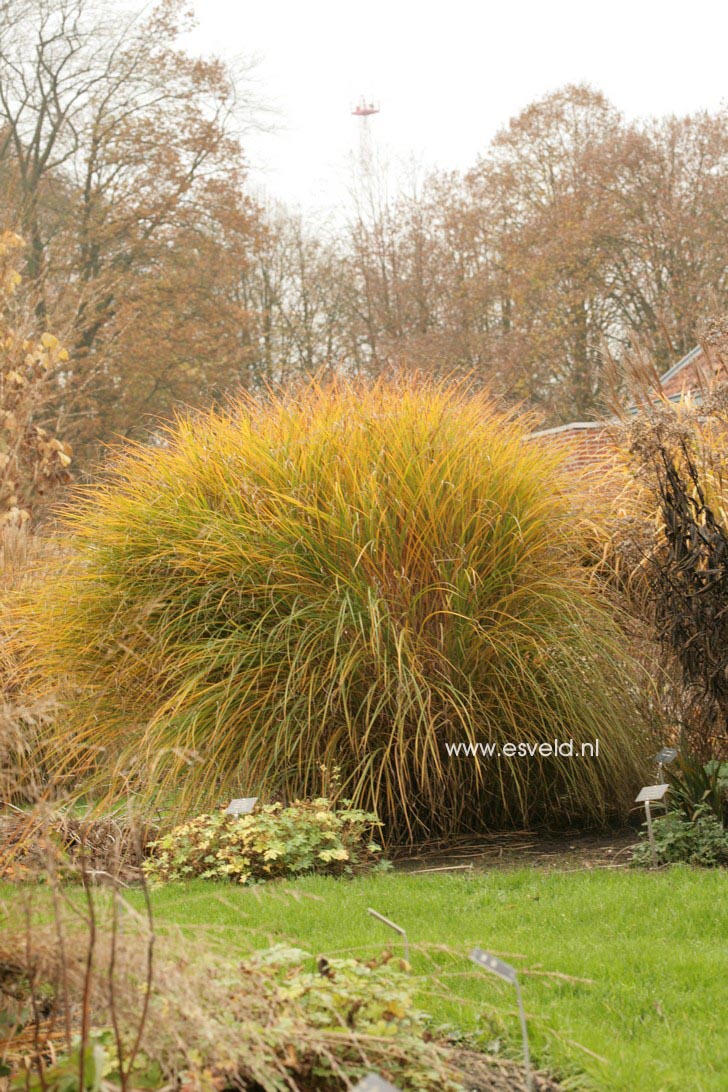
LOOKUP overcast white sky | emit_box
[184,0,728,215]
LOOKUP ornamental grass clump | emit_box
[15,377,649,840]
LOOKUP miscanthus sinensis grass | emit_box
[14,378,650,841]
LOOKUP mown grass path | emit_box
[132,866,727,1091]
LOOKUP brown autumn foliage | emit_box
[0,231,72,527]
[0,229,70,799]
[0,0,265,463]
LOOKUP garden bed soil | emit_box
[391,829,637,873]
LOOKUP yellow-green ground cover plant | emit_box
[11,377,651,841]
[143,798,383,884]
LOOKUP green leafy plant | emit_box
[667,748,727,823]
[143,798,382,884]
[14,377,649,841]
[247,945,463,1091]
[9,1031,163,1092]
[631,810,728,867]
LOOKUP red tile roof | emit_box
[528,346,711,468]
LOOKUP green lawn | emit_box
[124,866,727,1092]
[2,866,726,1090]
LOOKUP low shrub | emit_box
[631,810,728,867]
[143,798,383,884]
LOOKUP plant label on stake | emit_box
[635,784,670,867]
[469,947,532,1092]
[367,908,410,964]
[353,1076,402,1092]
[654,746,678,782]
[225,797,258,816]
[636,784,670,803]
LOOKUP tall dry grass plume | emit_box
[10,377,650,841]
[1,525,62,809]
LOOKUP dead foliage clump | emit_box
[0,808,160,883]
[619,398,728,759]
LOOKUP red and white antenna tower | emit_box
[351,97,379,119]
[351,96,380,174]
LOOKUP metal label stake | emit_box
[635,784,670,867]
[353,1076,402,1092]
[653,746,678,783]
[225,797,258,816]
[367,908,410,964]
[469,947,532,1092]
